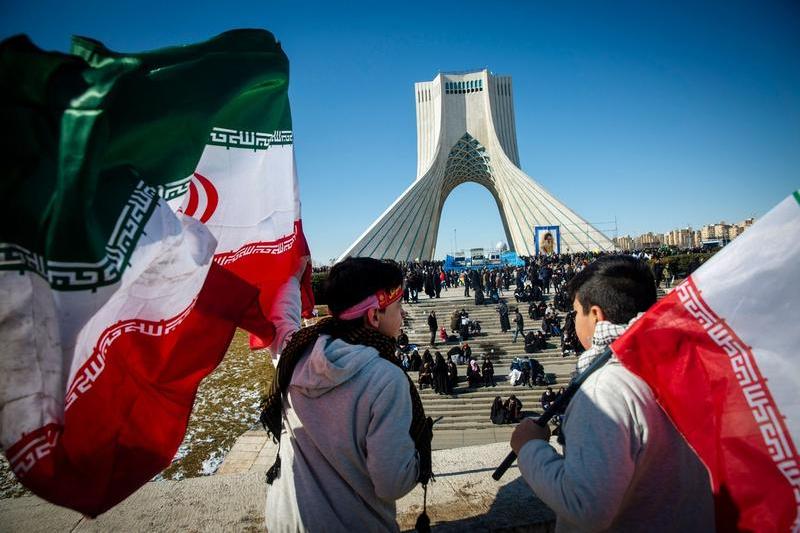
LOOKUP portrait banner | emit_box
[533,226,560,256]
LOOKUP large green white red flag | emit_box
[613,191,800,531]
[0,30,311,516]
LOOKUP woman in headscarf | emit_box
[433,351,448,395]
[497,300,511,332]
[482,356,495,387]
[445,355,458,394]
[467,359,482,388]
[409,349,421,371]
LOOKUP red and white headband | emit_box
[337,285,403,320]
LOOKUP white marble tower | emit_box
[339,69,614,261]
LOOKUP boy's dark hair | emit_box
[566,256,656,324]
[325,257,403,318]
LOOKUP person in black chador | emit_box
[497,301,511,332]
[418,358,432,389]
[424,269,435,299]
[524,331,541,353]
[470,269,483,305]
[432,351,448,395]
[445,355,458,394]
[482,357,496,387]
[409,349,421,371]
[467,359,482,387]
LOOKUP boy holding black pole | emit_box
[510,256,713,531]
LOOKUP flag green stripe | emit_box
[793,190,800,206]
[1,30,290,280]
[0,181,159,290]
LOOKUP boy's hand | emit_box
[511,418,551,454]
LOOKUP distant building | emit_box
[613,235,635,251]
[664,227,694,249]
[700,221,731,246]
[693,230,702,248]
[611,217,754,254]
[634,232,662,249]
[729,217,755,240]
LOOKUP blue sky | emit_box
[2,1,798,262]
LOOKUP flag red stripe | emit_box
[613,277,800,531]
[5,263,259,517]
[184,180,199,217]
[193,172,218,223]
[213,220,314,350]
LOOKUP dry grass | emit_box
[160,329,276,479]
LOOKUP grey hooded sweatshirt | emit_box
[265,334,419,532]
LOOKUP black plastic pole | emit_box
[491,346,612,481]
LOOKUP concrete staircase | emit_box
[400,286,575,432]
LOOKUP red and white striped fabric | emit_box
[613,191,800,532]
[176,135,313,353]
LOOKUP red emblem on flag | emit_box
[182,172,219,223]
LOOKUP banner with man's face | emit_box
[534,226,560,256]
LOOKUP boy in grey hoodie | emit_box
[510,256,713,532]
[265,258,423,532]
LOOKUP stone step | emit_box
[419,387,564,401]
[423,401,550,415]
[433,419,540,431]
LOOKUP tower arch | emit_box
[339,69,614,261]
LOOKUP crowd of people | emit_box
[400,345,497,393]
[386,247,705,398]
[413,349,458,395]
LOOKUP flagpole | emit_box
[492,346,613,481]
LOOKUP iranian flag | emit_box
[613,191,800,531]
[0,30,311,516]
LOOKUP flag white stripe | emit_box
[693,194,800,446]
[0,202,215,448]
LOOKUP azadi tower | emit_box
[339,69,614,261]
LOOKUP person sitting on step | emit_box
[491,396,508,425]
[397,329,409,351]
[505,395,523,423]
[418,360,433,390]
[467,359,482,387]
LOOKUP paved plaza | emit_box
[0,441,558,532]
